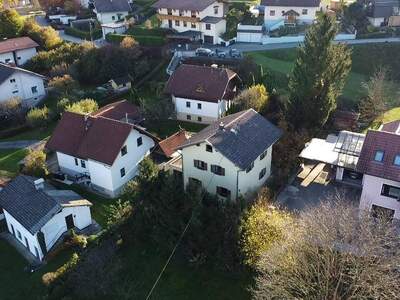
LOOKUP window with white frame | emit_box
[120,167,126,177]
[302,9,308,15]
[211,164,225,176]
[194,159,207,170]
[270,10,275,16]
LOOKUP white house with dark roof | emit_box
[260,0,321,30]
[0,63,46,106]
[93,0,131,24]
[179,109,282,200]
[365,0,400,27]
[153,0,227,44]
[0,37,39,66]
[356,121,400,220]
[46,100,157,197]
[165,64,240,124]
[0,176,92,261]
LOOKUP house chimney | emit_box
[219,122,225,130]
[34,178,45,191]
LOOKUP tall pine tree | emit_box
[287,14,352,129]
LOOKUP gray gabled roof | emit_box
[0,176,91,235]
[180,109,283,170]
[0,63,46,85]
[368,0,399,18]
[0,176,61,235]
[94,0,131,13]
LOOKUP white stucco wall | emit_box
[157,1,226,44]
[15,48,37,65]
[0,47,37,66]
[264,5,319,28]
[368,17,385,27]
[0,52,15,64]
[41,205,92,250]
[0,71,46,106]
[182,142,273,200]
[56,129,155,197]
[173,96,229,122]
[359,174,400,219]
[4,210,43,260]
[96,11,129,24]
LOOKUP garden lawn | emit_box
[108,240,252,300]
[2,124,56,142]
[0,149,28,175]
[246,43,400,109]
[368,107,400,130]
[0,239,74,300]
[144,119,206,138]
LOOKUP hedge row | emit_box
[106,33,165,46]
[357,31,392,39]
[65,26,102,40]
[126,26,168,37]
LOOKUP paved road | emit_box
[0,140,40,149]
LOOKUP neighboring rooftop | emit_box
[91,99,142,123]
[0,176,91,235]
[0,63,45,85]
[357,129,400,182]
[157,130,189,158]
[180,109,282,170]
[261,0,321,7]
[153,0,216,11]
[165,64,238,103]
[380,120,400,134]
[94,0,131,13]
[367,0,399,18]
[46,102,156,166]
[0,37,38,54]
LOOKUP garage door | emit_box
[237,32,261,43]
[204,35,214,44]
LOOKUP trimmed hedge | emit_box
[65,26,102,40]
[357,31,391,39]
[126,27,168,37]
[106,33,165,46]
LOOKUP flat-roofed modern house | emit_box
[0,63,46,106]
[153,0,227,44]
[357,121,400,220]
[0,176,93,261]
[46,100,157,197]
[165,64,240,124]
[260,0,321,30]
[0,37,39,66]
[179,109,282,200]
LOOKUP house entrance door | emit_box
[65,214,75,230]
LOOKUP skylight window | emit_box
[394,155,400,166]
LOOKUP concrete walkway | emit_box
[0,232,41,265]
[0,140,40,149]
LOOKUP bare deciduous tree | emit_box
[252,196,400,300]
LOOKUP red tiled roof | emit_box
[0,37,38,54]
[46,102,155,165]
[157,130,188,158]
[91,100,142,123]
[356,130,400,182]
[165,64,238,103]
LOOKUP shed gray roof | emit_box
[0,63,46,85]
[0,176,91,235]
[180,109,282,170]
[94,0,131,13]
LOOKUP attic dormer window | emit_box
[196,84,205,93]
[374,150,384,162]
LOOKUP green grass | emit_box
[108,240,252,300]
[246,44,400,109]
[2,124,56,142]
[144,120,206,138]
[0,239,74,300]
[368,107,400,130]
[0,149,28,175]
